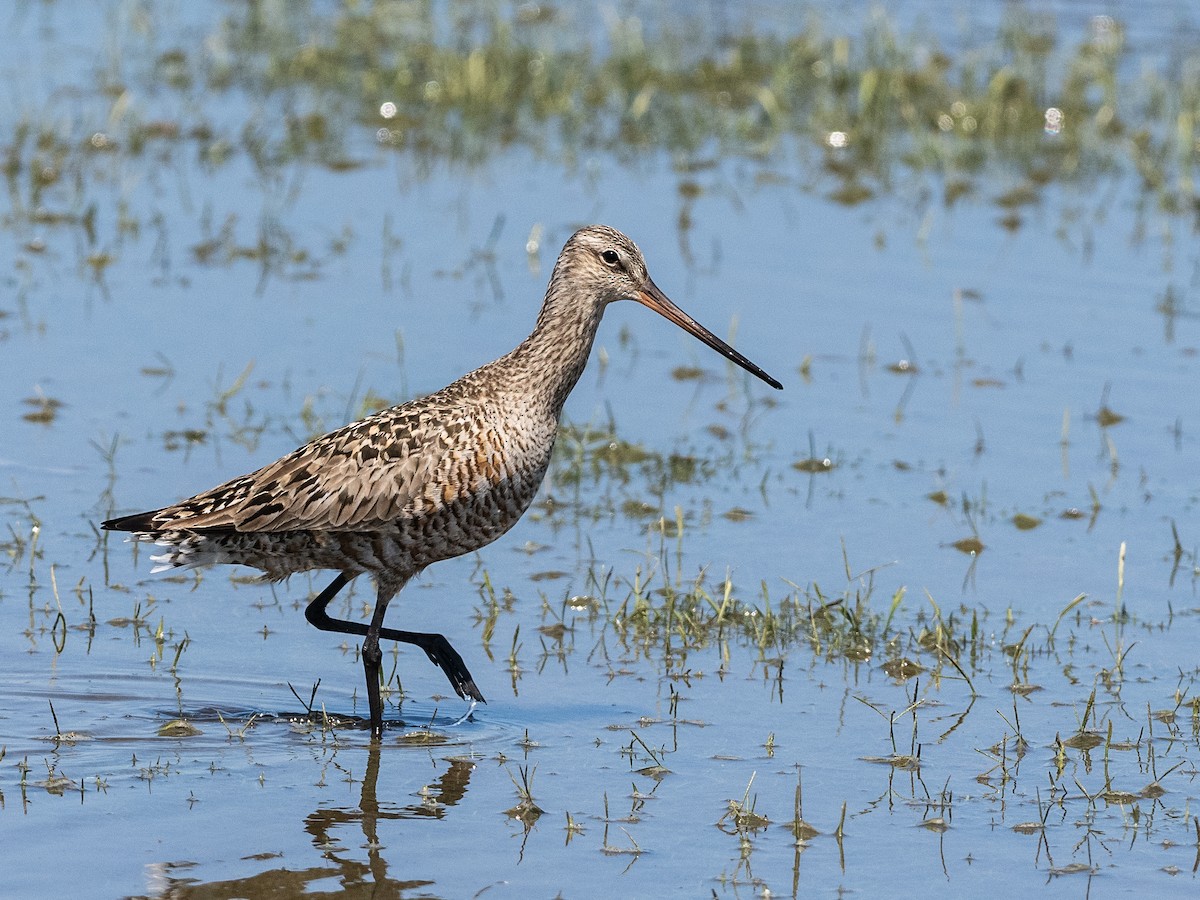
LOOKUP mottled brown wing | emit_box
[114,400,464,534]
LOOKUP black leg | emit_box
[385,631,485,704]
[304,575,486,706]
[363,605,386,739]
[304,573,352,624]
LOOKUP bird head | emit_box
[553,225,782,390]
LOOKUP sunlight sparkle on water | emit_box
[1044,106,1064,135]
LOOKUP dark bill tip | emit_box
[635,281,782,390]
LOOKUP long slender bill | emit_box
[635,279,783,390]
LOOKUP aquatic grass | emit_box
[208,7,1184,225]
[211,4,1192,202]
[4,6,1197,280]
[553,515,1200,858]
[626,730,671,780]
[718,771,771,840]
[503,763,543,827]
[582,531,1008,690]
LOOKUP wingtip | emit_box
[102,510,159,532]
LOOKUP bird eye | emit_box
[600,249,620,267]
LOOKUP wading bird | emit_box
[103,225,782,738]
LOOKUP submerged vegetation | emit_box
[3,4,1198,261]
[210,3,1200,217]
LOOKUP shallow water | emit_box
[2,1,1199,897]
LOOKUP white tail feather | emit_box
[145,535,222,573]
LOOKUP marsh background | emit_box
[2,0,1199,896]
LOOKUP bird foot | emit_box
[417,633,486,704]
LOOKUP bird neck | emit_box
[511,272,606,418]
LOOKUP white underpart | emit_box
[140,533,222,573]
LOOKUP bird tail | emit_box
[145,534,225,573]
[102,510,161,532]
[103,517,224,574]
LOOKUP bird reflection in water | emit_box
[138,744,475,898]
